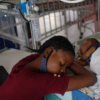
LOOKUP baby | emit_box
[74,38,100,75]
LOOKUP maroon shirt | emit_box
[0,54,69,100]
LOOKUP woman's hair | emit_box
[26,36,75,56]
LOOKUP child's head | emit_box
[80,38,100,55]
[27,36,75,75]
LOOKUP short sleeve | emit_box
[34,73,69,96]
[44,74,69,95]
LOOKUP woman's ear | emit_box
[44,48,53,58]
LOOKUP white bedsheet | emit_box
[0,49,31,74]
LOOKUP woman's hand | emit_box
[54,74,61,77]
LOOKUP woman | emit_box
[0,36,96,100]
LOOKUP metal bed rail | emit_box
[0,0,98,51]
[36,0,97,40]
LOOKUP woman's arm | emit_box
[66,62,97,91]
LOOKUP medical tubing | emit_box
[25,46,39,53]
[0,1,29,22]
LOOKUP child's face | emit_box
[80,40,91,55]
[47,50,74,76]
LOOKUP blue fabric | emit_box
[72,90,93,100]
[86,44,100,64]
[40,57,47,73]
[45,90,93,100]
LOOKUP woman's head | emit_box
[38,36,75,56]
[40,36,75,75]
[26,36,75,75]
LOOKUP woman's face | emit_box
[47,50,74,76]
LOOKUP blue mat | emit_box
[72,90,93,100]
[45,90,94,100]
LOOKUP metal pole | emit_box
[30,21,36,49]
[81,1,83,18]
[23,22,30,47]
[68,4,71,25]
[73,4,75,22]
[41,0,47,37]
[64,3,68,37]
[77,3,82,38]
[87,0,90,16]
[98,0,100,31]
[77,3,79,23]
[85,0,87,17]
[53,0,57,32]
[47,0,52,34]
[58,0,62,29]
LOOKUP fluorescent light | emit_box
[60,0,84,3]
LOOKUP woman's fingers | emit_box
[58,75,61,77]
[54,74,61,77]
[54,74,57,77]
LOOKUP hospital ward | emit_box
[0,0,100,100]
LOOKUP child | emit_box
[0,36,96,100]
[74,38,100,75]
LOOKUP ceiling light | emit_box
[60,0,84,3]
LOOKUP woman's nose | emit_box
[61,69,65,74]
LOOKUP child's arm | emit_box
[74,59,87,66]
[81,46,96,61]
[74,46,96,66]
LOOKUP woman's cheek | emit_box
[47,63,60,74]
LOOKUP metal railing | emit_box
[0,0,98,51]
[0,9,29,51]
[36,0,97,40]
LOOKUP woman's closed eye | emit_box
[59,62,65,67]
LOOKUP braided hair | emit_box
[26,36,75,56]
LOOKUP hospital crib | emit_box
[0,0,99,51]
[37,0,97,40]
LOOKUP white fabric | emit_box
[0,49,32,74]
[89,75,100,89]
[90,47,100,75]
